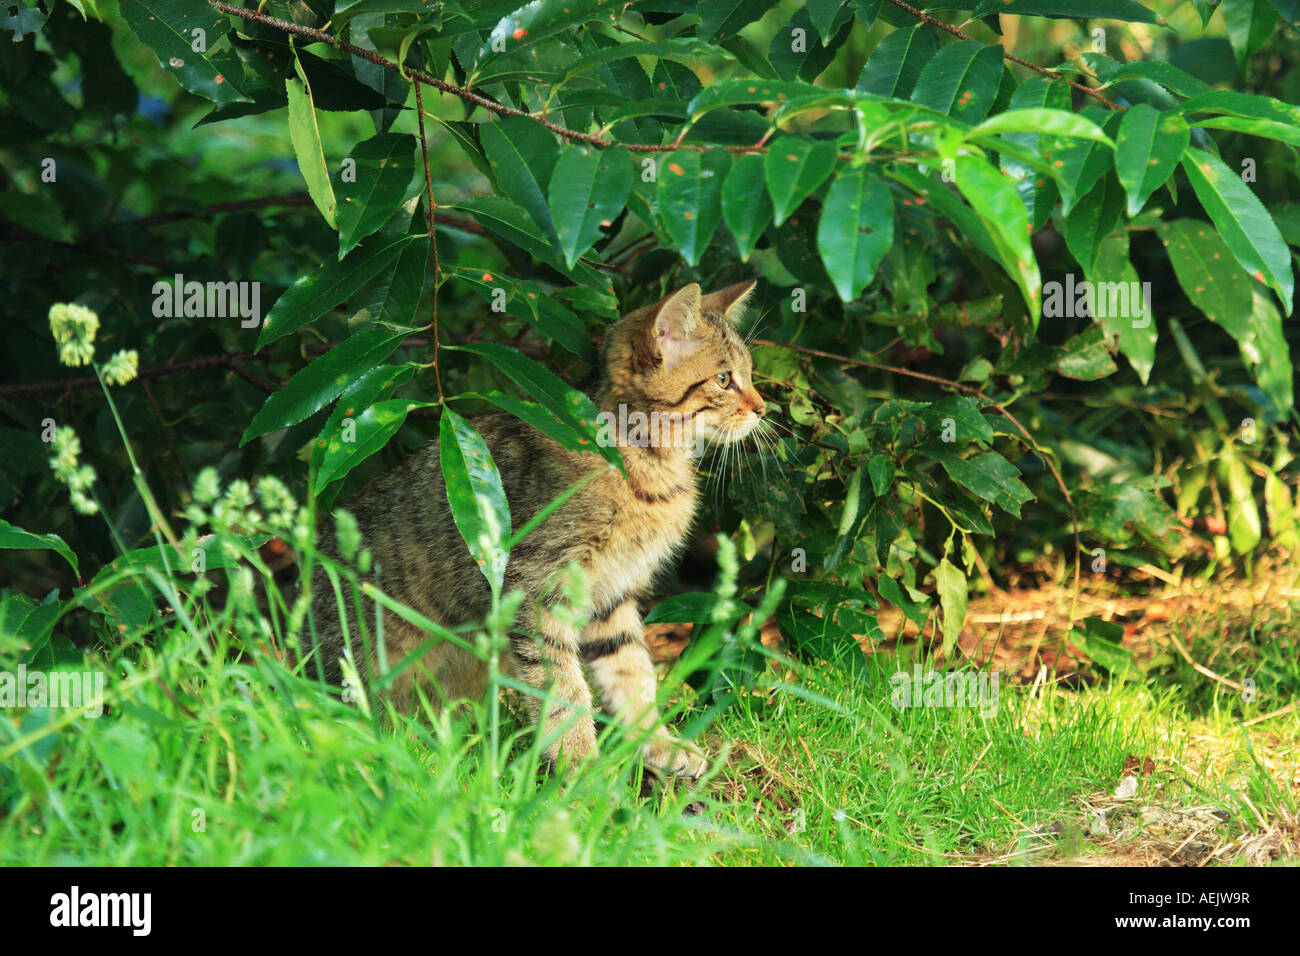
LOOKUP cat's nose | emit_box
[751,402,765,418]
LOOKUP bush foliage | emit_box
[3,0,1299,673]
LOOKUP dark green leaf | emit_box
[816,165,894,302]
[765,136,838,227]
[242,328,410,444]
[440,408,510,593]
[335,133,419,259]
[549,146,633,269]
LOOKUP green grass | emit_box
[3,587,1294,866]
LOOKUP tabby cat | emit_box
[311,280,766,777]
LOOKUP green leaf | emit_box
[0,520,78,577]
[769,6,850,81]
[1064,173,1124,274]
[659,149,731,267]
[311,364,416,492]
[698,0,768,40]
[687,77,819,119]
[1178,89,1300,126]
[1056,324,1118,381]
[1220,452,1262,553]
[911,41,1004,122]
[360,236,429,329]
[440,408,511,593]
[969,107,1114,146]
[454,195,613,293]
[118,0,249,107]
[935,451,1033,517]
[885,165,1001,264]
[446,343,622,473]
[315,398,432,494]
[644,592,718,625]
[242,328,410,444]
[481,116,561,248]
[1180,149,1293,313]
[868,456,895,496]
[856,23,938,98]
[765,136,838,227]
[548,146,633,269]
[1053,108,1121,214]
[1224,0,1276,67]
[1097,60,1212,98]
[970,0,1160,21]
[807,0,848,41]
[453,269,595,364]
[1069,617,1141,680]
[1079,479,1179,550]
[286,58,338,230]
[475,0,604,71]
[1242,289,1294,415]
[1157,219,1253,336]
[722,153,774,262]
[953,155,1040,317]
[816,165,894,302]
[1091,234,1156,384]
[258,234,420,348]
[935,557,967,655]
[334,133,419,259]
[1114,104,1188,217]
[1191,115,1300,148]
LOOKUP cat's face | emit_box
[601,281,766,449]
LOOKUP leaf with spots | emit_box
[548,145,633,270]
[315,398,433,495]
[910,41,1004,122]
[1114,104,1188,217]
[722,153,774,262]
[934,450,1034,518]
[334,133,420,259]
[311,364,416,492]
[765,136,838,227]
[447,343,622,473]
[953,155,1041,319]
[440,408,511,594]
[1180,149,1293,313]
[241,328,410,445]
[454,268,596,364]
[686,77,820,120]
[658,149,731,267]
[474,0,608,73]
[480,116,562,249]
[856,23,939,98]
[816,165,894,302]
[118,0,249,107]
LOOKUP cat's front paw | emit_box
[643,736,708,779]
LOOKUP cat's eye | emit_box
[715,371,731,389]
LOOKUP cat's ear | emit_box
[651,283,702,368]
[701,280,756,324]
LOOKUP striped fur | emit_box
[310,281,765,776]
